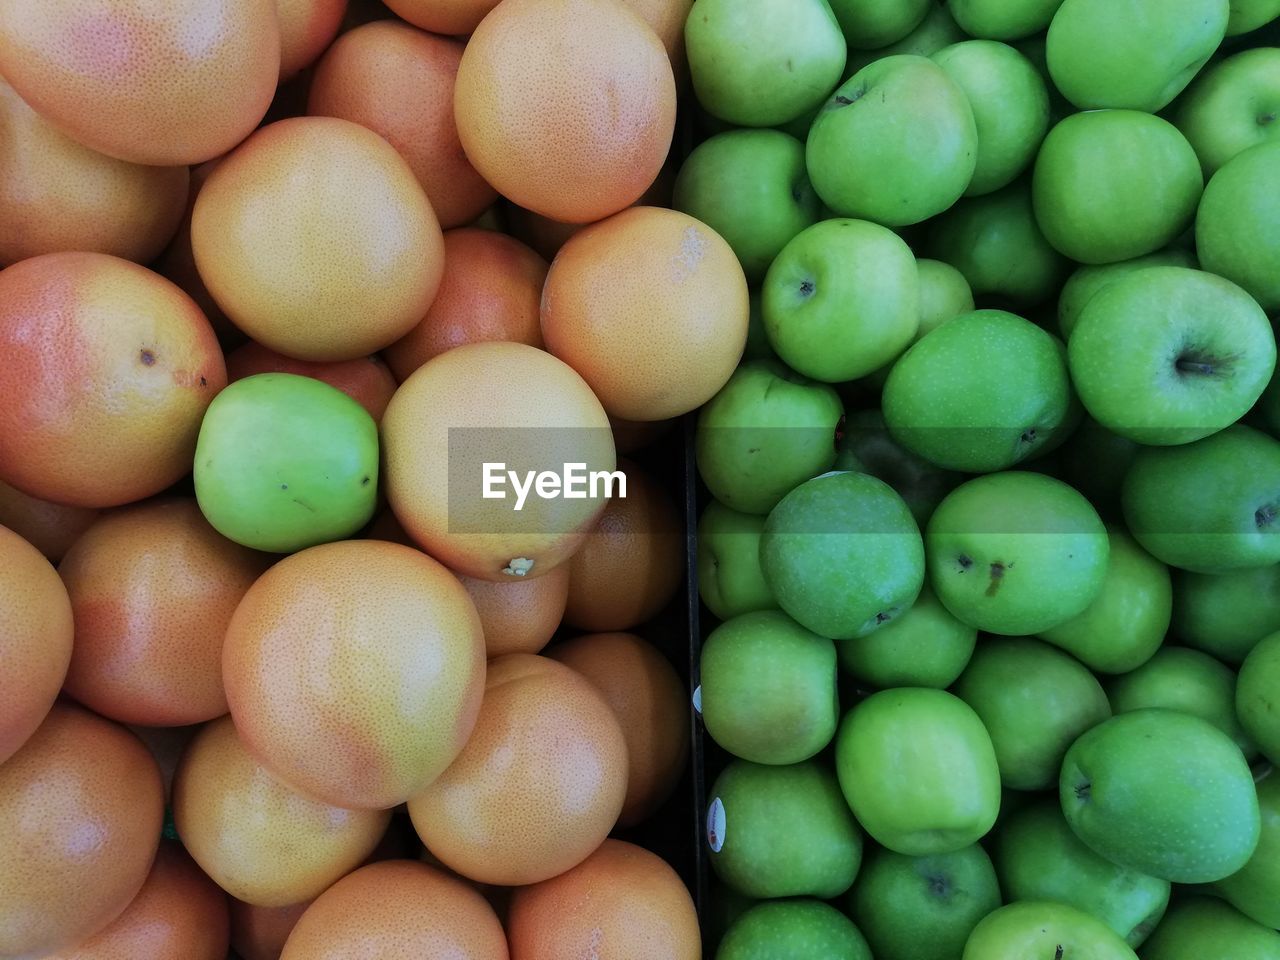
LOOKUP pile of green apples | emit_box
[681,0,1280,957]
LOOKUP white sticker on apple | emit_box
[707,796,726,853]
[692,684,703,714]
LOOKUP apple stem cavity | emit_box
[1054,946,1064,960]
[1075,780,1091,802]
[1258,504,1278,530]
[956,554,974,572]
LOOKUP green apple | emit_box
[761,471,925,640]
[1040,529,1171,674]
[845,5,967,77]
[1218,768,1280,929]
[926,471,1109,636]
[964,902,1139,960]
[698,501,777,621]
[742,290,776,363]
[1237,630,1280,763]
[806,55,977,226]
[1121,424,1280,573]
[695,359,843,515]
[1054,419,1142,521]
[996,800,1169,948]
[707,759,862,899]
[947,0,1065,39]
[1172,564,1280,664]
[932,42,1050,196]
[883,311,1074,473]
[836,410,961,526]
[1032,110,1203,264]
[1060,709,1260,883]
[1176,49,1280,178]
[835,688,1001,856]
[717,900,872,960]
[927,182,1070,306]
[849,844,1001,960]
[1057,249,1198,340]
[685,0,847,127]
[1067,266,1276,445]
[1196,141,1280,313]
[1140,896,1280,960]
[829,0,931,50]
[917,259,975,339]
[1107,647,1255,757]
[673,130,823,282]
[1045,0,1229,112]
[762,218,919,382]
[1225,0,1280,34]
[193,373,378,553]
[700,610,838,764]
[954,637,1111,791]
[836,584,977,690]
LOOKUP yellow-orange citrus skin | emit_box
[454,0,677,224]
[0,524,73,764]
[507,840,701,960]
[383,228,547,382]
[223,539,486,809]
[276,0,348,79]
[0,480,99,563]
[0,704,164,959]
[173,716,390,908]
[564,461,683,631]
[47,840,230,960]
[308,22,497,229]
[280,860,509,960]
[381,342,615,582]
[382,0,502,35]
[459,564,570,658]
[620,0,693,67]
[59,499,270,727]
[191,116,445,362]
[226,341,398,422]
[0,79,188,267]
[0,0,280,165]
[0,252,226,509]
[408,654,629,886]
[542,205,749,421]
[549,633,690,825]
[230,898,312,960]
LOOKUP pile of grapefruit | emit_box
[0,0,736,956]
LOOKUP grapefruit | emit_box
[542,205,749,421]
[48,841,229,960]
[507,839,701,960]
[0,704,163,959]
[276,0,347,79]
[0,524,73,764]
[549,632,689,825]
[226,341,398,421]
[173,715,390,908]
[58,498,270,727]
[279,860,509,959]
[0,78,188,266]
[191,116,444,362]
[382,0,502,35]
[408,654,629,886]
[381,342,615,582]
[223,539,486,809]
[231,898,312,960]
[383,228,548,382]
[459,564,570,658]
[453,0,677,223]
[0,252,227,508]
[308,21,496,228]
[0,0,280,165]
[622,0,694,67]
[563,460,683,631]
[0,480,99,563]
